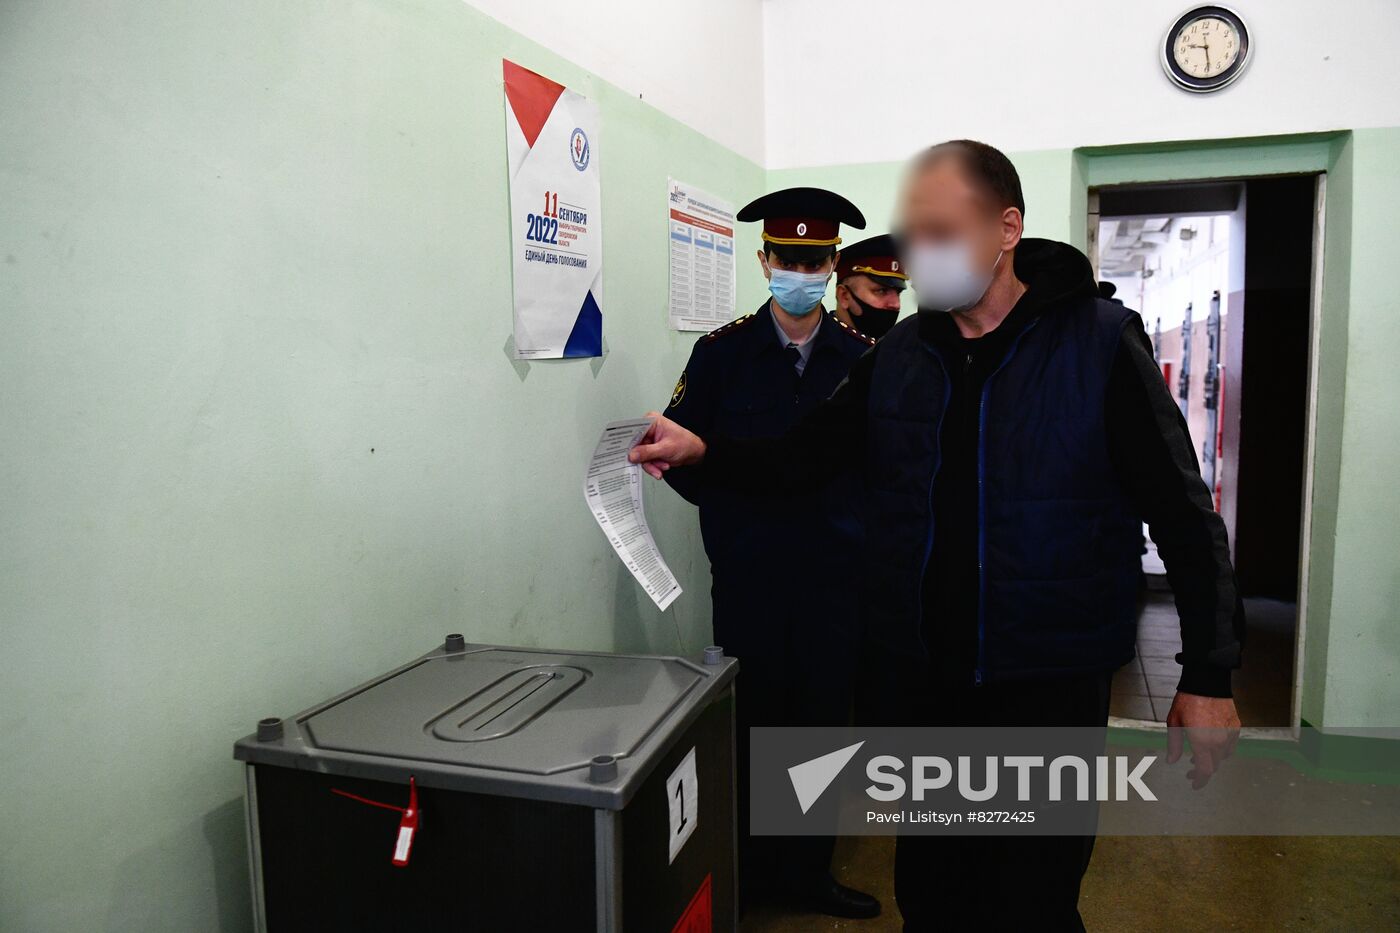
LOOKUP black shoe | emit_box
[791,874,881,919]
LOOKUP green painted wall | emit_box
[0,1,765,929]
[4,1,1399,929]
[778,131,1400,730]
[1322,127,1400,727]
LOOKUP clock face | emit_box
[1163,6,1251,92]
[1173,16,1240,78]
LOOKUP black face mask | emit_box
[844,292,899,339]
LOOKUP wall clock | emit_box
[1162,6,1252,93]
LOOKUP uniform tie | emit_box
[786,342,803,375]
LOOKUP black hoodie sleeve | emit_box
[1106,315,1245,698]
[702,341,876,488]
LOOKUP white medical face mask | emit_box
[908,240,1003,312]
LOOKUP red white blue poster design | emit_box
[503,60,603,359]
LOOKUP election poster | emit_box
[667,178,737,331]
[503,60,603,359]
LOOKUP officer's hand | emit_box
[629,412,707,479]
[1166,692,1241,790]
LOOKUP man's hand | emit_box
[1166,692,1241,789]
[628,412,707,479]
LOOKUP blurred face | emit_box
[897,157,1022,285]
[838,274,903,312]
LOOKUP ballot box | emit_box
[233,636,737,932]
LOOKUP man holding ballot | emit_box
[632,141,1244,931]
[659,187,881,919]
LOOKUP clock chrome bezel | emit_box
[1162,5,1252,93]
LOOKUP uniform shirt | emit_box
[771,308,821,375]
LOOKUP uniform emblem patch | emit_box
[670,372,687,408]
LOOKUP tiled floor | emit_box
[1110,580,1297,727]
[1110,585,1184,722]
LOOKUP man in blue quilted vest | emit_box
[630,139,1245,932]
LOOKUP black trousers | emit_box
[893,672,1113,932]
[712,569,859,900]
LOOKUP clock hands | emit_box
[1188,35,1213,72]
[1186,41,1209,72]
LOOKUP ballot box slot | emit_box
[462,670,556,732]
[428,665,586,743]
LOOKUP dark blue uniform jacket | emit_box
[663,301,873,719]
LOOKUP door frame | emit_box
[1073,132,1352,734]
[1292,173,1328,732]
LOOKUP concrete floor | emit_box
[742,834,1400,931]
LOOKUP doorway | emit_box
[1089,174,1321,729]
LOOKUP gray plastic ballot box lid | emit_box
[234,642,737,810]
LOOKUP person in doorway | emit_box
[631,141,1244,931]
[833,233,907,339]
[660,187,881,919]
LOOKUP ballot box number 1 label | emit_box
[666,747,699,864]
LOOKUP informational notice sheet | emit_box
[584,419,682,611]
[667,179,737,332]
[503,59,603,359]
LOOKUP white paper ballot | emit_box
[584,419,683,611]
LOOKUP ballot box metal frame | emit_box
[234,637,738,932]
